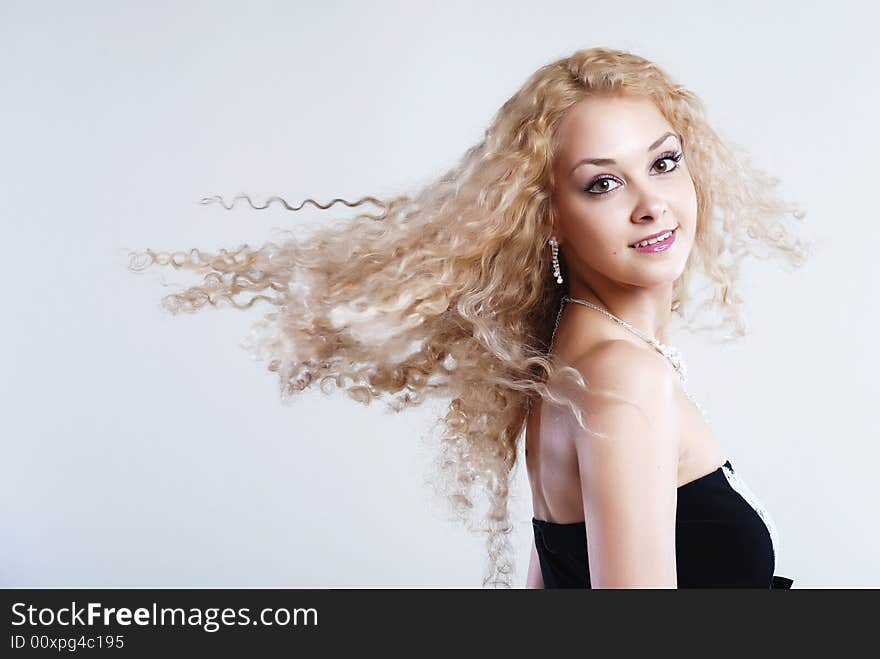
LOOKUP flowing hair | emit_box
[127,46,812,588]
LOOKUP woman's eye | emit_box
[585,178,621,194]
[584,150,683,196]
[653,151,683,174]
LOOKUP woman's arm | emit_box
[568,341,681,589]
[526,538,545,588]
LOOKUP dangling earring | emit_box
[549,237,563,284]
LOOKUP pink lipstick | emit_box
[630,227,676,254]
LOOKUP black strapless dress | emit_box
[532,460,794,588]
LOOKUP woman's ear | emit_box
[548,201,565,247]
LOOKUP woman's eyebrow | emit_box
[569,131,680,175]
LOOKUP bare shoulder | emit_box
[573,338,677,392]
[563,339,680,430]
[560,338,682,494]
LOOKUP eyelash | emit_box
[584,150,684,196]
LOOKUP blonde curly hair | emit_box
[127,46,812,588]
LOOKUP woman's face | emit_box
[551,94,698,290]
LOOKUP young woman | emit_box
[525,91,799,589]
[129,47,810,588]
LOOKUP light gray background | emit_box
[2,0,876,587]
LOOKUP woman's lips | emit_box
[631,227,676,253]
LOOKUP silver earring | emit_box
[549,237,563,284]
